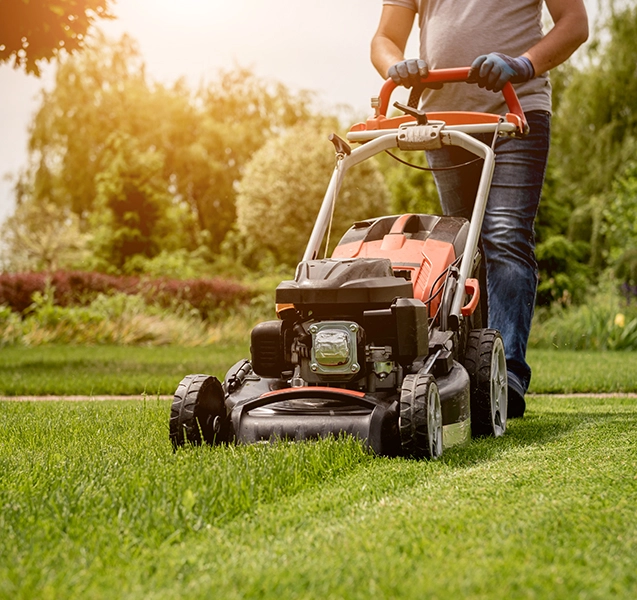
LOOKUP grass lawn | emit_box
[0,345,635,396]
[0,344,249,396]
[528,349,637,393]
[1,396,636,599]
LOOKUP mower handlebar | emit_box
[378,67,526,125]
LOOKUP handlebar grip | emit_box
[378,67,526,126]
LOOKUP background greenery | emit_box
[2,5,636,600]
[2,4,637,348]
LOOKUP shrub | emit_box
[142,277,253,318]
[0,291,217,347]
[530,283,637,351]
[235,121,390,267]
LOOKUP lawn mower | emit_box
[170,68,528,458]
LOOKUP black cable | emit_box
[385,116,504,172]
[423,254,463,307]
[385,150,480,172]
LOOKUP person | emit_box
[371,0,588,417]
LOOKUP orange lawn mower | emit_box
[170,68,529,459]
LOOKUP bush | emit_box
[0,281,277,348]
[536,235,592,306]
[530,282,637,350]
[235,121,390,267]
[144,277,252,318]
[0,291,215,346]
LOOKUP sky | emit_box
[0,0,597,228]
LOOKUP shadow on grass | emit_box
[439,412,580,469]
[439,400,637,469]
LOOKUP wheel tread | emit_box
[169,374,226,450]
[464,329,507,437]
[399,373,441,459]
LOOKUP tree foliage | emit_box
[534,3,637,304]
[0,199,89,272]
[235,122,391,267]
[0,0,113,75]
[16,32,313,273]
[90,133,183,272]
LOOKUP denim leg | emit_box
[426,111,551,397]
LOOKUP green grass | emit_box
[527,349,637,393]
[1,397,636,599]
[0,344,249,396]
[1,346,635,397]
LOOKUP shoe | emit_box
[507,387,526,419]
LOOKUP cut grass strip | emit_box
[0,344,249,396]
[1,396,636,599]
[1,346,636,396]
[528,349,637,393]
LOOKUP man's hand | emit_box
[387,59,428,88]
[468,53,535,92]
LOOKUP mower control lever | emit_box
[394,102,428,125]
[328,133,352,156]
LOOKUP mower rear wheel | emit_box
[464,329,507,437]
[170,374,227,450]
[399,372,443,459]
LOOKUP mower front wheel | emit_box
[170,374,228,450]
[399,372,443,459]
[464,329,507,437]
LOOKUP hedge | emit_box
[0,271,253,317]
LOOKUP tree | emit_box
[0,199,89,272]
[0,0,113,75]
[89,133,183,272]
[174,68,314,251]
[235,121,391,267]
[604,162,637,296]
[24,33,156,217]
[19,33,314,265]
[534,4,637,304]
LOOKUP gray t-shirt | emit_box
[382,0,552,115]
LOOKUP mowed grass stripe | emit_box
[1,396,636,599]
[1,346,636,396]
[0,344,249,396]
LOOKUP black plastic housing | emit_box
[250,320,290,378]
[275,258,413,309]
[393,297,429,360]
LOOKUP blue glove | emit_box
[387,59,429,88]
[468,53,535,92]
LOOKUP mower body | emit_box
[225,213,473,455]
[171,69,525,457]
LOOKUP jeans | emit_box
[426,111,551,398]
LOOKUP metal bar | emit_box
[303,134,400,261]
[304,127,496,327]
[441,131,496,319]
[347,121,516,143]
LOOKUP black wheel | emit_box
[464,329,507,437]
[399,372,443,459]
[169,374,228,450]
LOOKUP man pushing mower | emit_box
[371,0,588,417]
